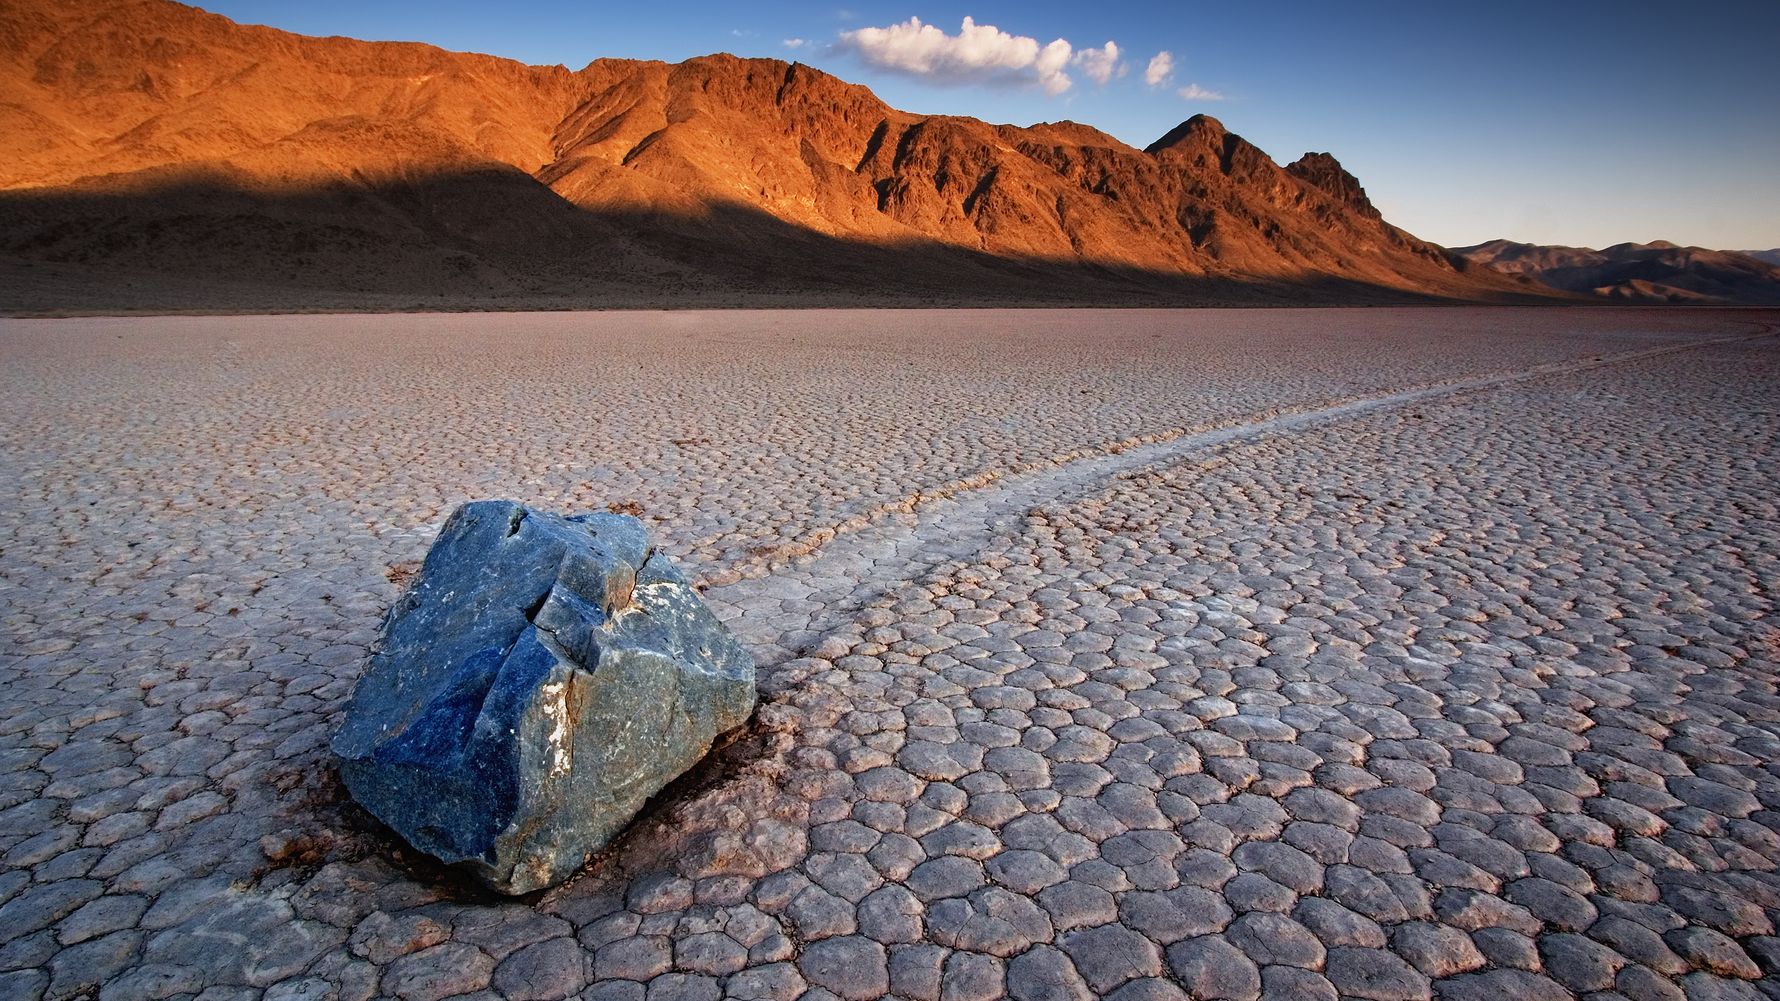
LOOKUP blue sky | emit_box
[201,1,1779,251]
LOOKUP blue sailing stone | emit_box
[331,500,756,893]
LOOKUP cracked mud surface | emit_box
[2,307,1778,1001]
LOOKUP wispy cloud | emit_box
[1072,41,1123,86]
[1144,51,1174,87]
[836,16,1078,95]
[1177,83,1225,102]
[783,38,809,50]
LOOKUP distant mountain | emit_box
[1739,249,1780,268]
[0,0,1545,311]
[1452,239,1780,305]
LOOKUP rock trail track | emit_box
[703,324,1777,664]
[1,309,1778,1001]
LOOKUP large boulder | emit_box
[332,500,756,893]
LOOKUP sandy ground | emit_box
[1,307,1778,1001]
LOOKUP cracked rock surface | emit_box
[1,307,1777,1001]
[333,501,755,894]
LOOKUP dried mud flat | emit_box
[1,306,1778,1001]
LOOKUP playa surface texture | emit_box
[2,306,1778,1001]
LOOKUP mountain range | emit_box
[1450,240,1780,305]
[0,0,1556,312]
[0,1,1767,312]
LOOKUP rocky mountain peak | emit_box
[1285,152,1380,220]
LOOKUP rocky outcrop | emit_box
[1286,152,1381,221]
[331,501,755,894]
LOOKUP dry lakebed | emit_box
[1,306,1778,1001]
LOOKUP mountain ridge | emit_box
[1451,239,1780,305]
[0,0,1552,310]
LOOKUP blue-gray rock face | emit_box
[331,500,756,894]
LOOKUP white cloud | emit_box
[1177,83,1225,101]
[1072,41,1122,86]
[783,38,809,49]
[1144,50,1174,87]
[837,16,1077,95]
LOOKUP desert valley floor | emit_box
[2,306,1778,1001]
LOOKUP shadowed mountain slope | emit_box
[1,0,1549,311]
[1453,239,1780,305]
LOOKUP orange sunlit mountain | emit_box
[0,0,1548,310]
